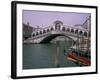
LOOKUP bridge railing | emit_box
[31,29,88,40]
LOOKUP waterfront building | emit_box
[23,22,33,40]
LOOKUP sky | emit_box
[22,10,90,28]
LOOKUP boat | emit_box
[66,32,91,66]
[67,49,91,66]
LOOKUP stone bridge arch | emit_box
[39,33,76,43]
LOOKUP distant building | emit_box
[23,23,33,40]
[82,16,91,30]
[74,16,91,31]
[33,26,43,32]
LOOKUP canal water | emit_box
[23,41,79,69]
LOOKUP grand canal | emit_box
[23,40,80,69]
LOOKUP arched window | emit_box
[79,31,83,35]
[40,31,42,34]
[62,27,65,31]
[84,32,87,37]
[47,29,50,32]
[32,33,35,36]
[67,28,70,32]
[55,23,61,30]
[75,29,78,34]
[43,30,46,33]
[51,27,54,31]
[71,29,74,33]
[36,32,38,35]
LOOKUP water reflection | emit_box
[23,40,79,69]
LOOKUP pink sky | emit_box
[23,10,90,28]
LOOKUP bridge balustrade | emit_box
[32,26,88,38]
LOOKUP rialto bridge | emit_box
[24,20,89,44]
